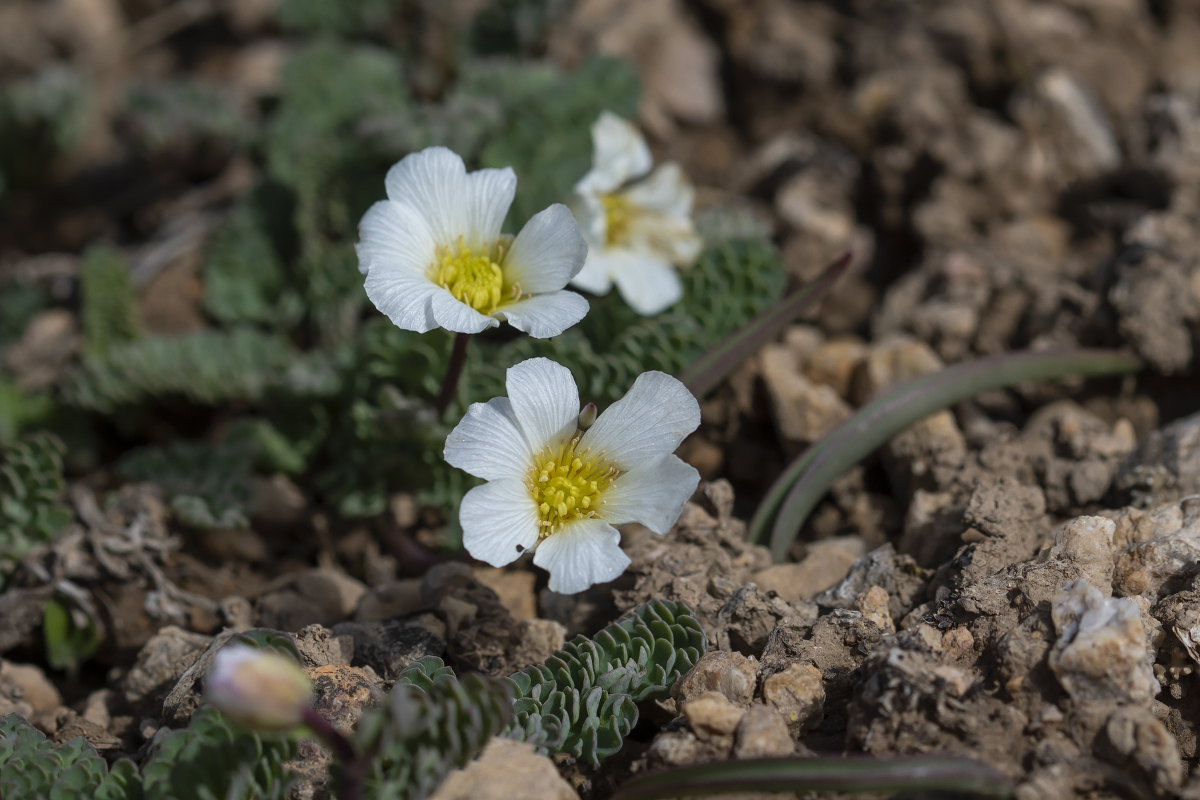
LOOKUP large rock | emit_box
[430,737,578,800]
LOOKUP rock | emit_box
[354,579,426,622]
[803,338,868,400]
[0,660,63,731]
[646,728,729,767]
[256,569,369,631]
[1113,496,1200,601]
[52,709,121,751]
[721,583,813,655]
[855,586,894,634]
[1100,705,1183,790]
[2,309,81,391]
[882,410,967,501]
[509,619,568,671]
[293,624,354,668]
[760,342,852,445]
[813,543,928,622]
[733,704,794,758]
[1049,517,1116,595]
[762,662,824,735]
[550,0,722,134]
[251,474,306,526]
[420,562,522,675]
[0,586,54,655]
[332,617,447,683]
[122,625,212,709]
[683,691,746,741]
[673,650,757,708]
[759,609,883,715]
[1115,410,1200,509]
[1049,580,1159,706]
[219,596,254,630]
[430,737,579,800]
[753,536,866,603]
[616,480,773,647]
[307,664,384,736]
[473,568,537,621]
[851,335,943,405]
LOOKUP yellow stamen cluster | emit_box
[432,240,506,314]
[528,434,618,537]
[602,193,635,246]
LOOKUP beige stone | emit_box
[762,663,824,735]
[1051,515,1117,595]
[673,650,757,707]
[804,338,868,400]
[760,343,852,444]
[0,660,62,713]
[734,704,794,759]
[683,691,746,740]
[431,737,579,800]
[354,579,425,622]
[3,310,81,391]
[753,536,866,602]
[855,586,895,634]
[474,568,537,621]
[852,335,943,405]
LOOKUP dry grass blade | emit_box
[678,252,851,398]
[610,754,1015,800]
[751,349,1141,560]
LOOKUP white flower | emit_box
[357,147,591,339]
[570,112,703,316]
[205,645,313,732]
[444,358,701,594]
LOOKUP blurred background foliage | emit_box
[0,0,780,552]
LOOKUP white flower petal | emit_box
[444,396,532,481]
[568,253,616,295]
[601,455,700,534]
[498,291,590,339]
[429,288,500,334]
[464,167,517,246]
[623,162,694,217]
[581,371,700,471]
[460,480,541,568]
[384,147,471,246]
[504,204,588,294]
[504,358,579,452]
[570,193,607,248]
[355,200,437,276]
[364,269,440,333]
[533,517,630,594]
[574,111,652,196]
[609,253,682,316]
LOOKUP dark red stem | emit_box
[435,332,470,416]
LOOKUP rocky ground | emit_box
[6,0,1200,799]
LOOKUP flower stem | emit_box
[436,332,470,417]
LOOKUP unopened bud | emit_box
[578,402,597,430]
[205,645,312,732]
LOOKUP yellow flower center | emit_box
[602,193,635,246]
[528,433,619,538]
[432,240,506,314]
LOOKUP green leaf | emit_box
[1,432,71,586]
[678,252,850,398]
[753,348,1143,561]
[116,439,256,530]
[610,755,1015,799]
[43,595,100,676]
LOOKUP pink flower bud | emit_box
[205,645,312,732]
[578,402,597,430]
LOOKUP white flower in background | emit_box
[205,645,313,732]
[445,358,701,594]
[357,147,590,339]
[570,112,703,316]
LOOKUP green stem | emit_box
[435,332,470,417]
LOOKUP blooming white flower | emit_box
[445,358,701,594]
[570,112,703,316]
[205,644,313,732]
[357,147,591,339]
